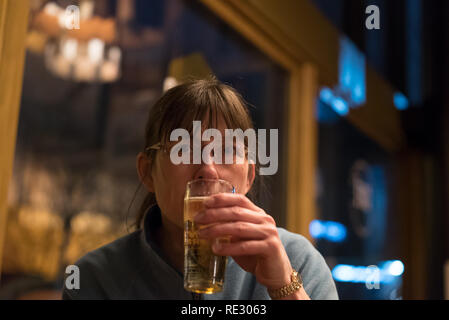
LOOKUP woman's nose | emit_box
[193,163,220,180]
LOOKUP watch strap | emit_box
[268,270,303,299]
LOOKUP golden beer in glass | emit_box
[183,179,234,294]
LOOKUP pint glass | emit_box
[183,179,235,294]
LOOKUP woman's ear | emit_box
[137,152,155,192]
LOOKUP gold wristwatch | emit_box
[268,270,303,299]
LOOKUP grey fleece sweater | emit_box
[62,206,338,300]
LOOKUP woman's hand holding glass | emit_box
[194,192,303,297]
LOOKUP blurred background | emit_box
[0,0,447,300]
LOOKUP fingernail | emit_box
[213,242,222,251]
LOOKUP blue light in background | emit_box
[333,264,367,283]
[310,220,347,242]
[332,97,349,116]
[332,260,404,284]
[339,36,366,106]
[320,87,334,104]
[317,36,366,120]
[381,260,405,277]
[319,88,350,116]
[394,92,409,110]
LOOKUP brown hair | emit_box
[132,77,260,230]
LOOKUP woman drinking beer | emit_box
[62,78,338,300]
